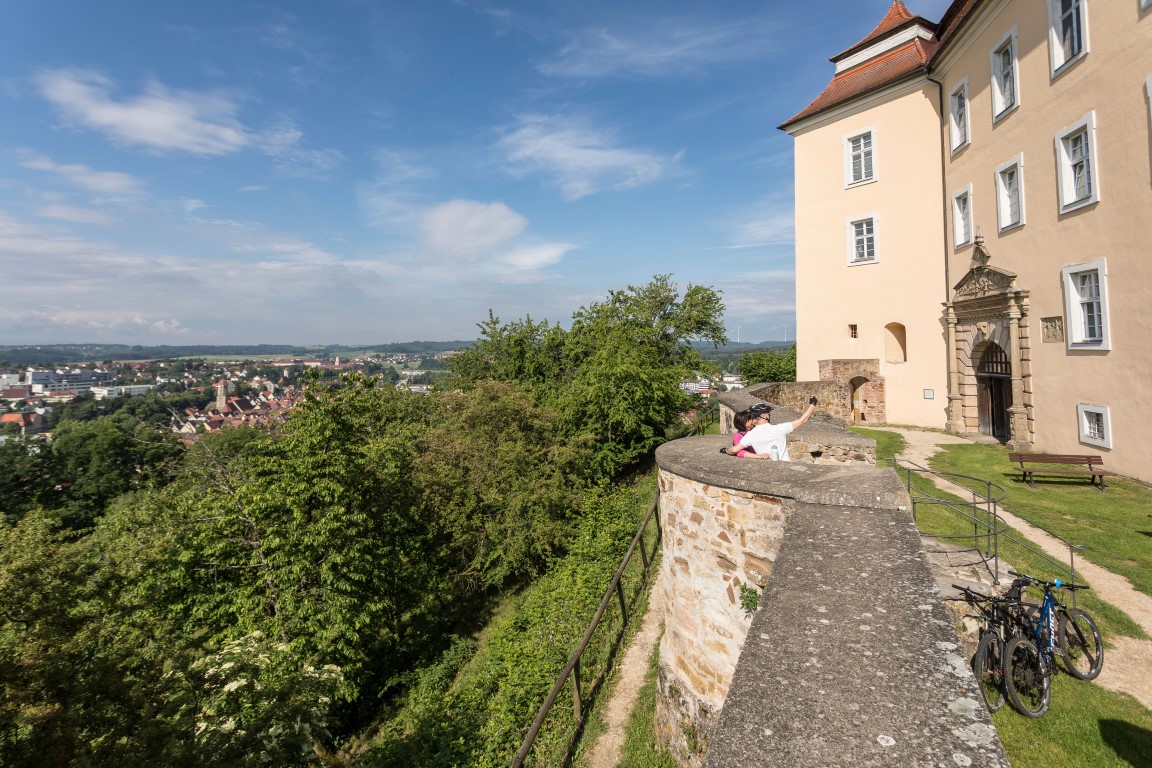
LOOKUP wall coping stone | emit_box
[656,436,907,510]
[700,499,1008,767]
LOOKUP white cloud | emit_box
[419,199,527,257]
[539,17,774,79]
[36,205,112,225]
[259,115,344,177]
[35,68,250,155]
[726,196,795,247]
[357,148,436,226]
[499,113,677,200]
[18,152,145,196]
[499,243,571,269]
[238,185,267,192]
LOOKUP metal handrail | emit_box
[510,497,662,768]
[890,457,1082,597]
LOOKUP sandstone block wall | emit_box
[653,469,791,767]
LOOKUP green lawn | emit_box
[856,427,1152,767]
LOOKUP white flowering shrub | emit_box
[187,632,348,766]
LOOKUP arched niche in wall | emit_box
[884,322,907,363]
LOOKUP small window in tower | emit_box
[849,324,858,339]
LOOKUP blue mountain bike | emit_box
[1002,571,1103,718]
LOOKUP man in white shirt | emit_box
[721,397,817,461]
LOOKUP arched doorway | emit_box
[849,376,870,423]
[976,343,1011,442]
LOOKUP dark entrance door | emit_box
[976,343,1011,442]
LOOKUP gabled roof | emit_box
[779,1,943,131]
[834,0,925,61]
[781,37,935,128]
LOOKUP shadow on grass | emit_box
[1099,718,1152,768]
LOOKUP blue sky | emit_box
[0,0,952,346]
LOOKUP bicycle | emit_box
[1001,571,1104,718]
[953,581,1030,713]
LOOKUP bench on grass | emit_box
[1008,452,1113,492]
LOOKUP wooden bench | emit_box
[1008,452,1114,492]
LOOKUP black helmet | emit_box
[747,402,772,415]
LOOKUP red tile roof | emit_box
[834,1,925,61]
[781,37,935,128]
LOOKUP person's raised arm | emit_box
[789,396,818,430]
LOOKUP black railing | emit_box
[510,497,663,768]
[891,457,1082,600]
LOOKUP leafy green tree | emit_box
[0,438,52,522]
[738,344,797,383]
[47,418,183,525]
[446,312,567,390]
[412,380,585,590]
[448,276,726,481]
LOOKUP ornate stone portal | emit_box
[945,236,1033,449]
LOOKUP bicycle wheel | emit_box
[1059,608,1104,680]
[973,631,1006,712]
[1004,635,1050,718]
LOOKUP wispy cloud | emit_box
[725,195,795,247]
[36,204,112,225]
[539,17,775,79]
[18,152,145,196]
[259,114,344,177]
[357,148,436,226]
[35,68,249,155]
[499,113,678,200]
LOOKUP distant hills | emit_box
[0,339,792,367]
[0,342,474,367]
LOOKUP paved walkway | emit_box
[875,426,1152,710]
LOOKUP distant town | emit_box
[0,347,750,441]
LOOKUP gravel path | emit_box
[876,426,1152,709]
[581,568,665,768]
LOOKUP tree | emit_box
[738,344,797,383]
[46,417,183,525]
[448,276,727,481]
[412,380,585,589]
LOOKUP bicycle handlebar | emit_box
[1006,569,1089,591]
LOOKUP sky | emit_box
[0,0,953,346]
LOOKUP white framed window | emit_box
[1055,112,1099,211]
[990,29,1020,120]
[846,215,878,265]
[994,154,1025,231]
[844,129,876,187]
[952,186,973,247]
[1048,0,1088,75]
[949,79,969,152]
[1076,403,1111,448]
[1060,258,1111,350]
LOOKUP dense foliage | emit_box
[737,343,797,383]
[0,276,724,766]
[448,275,726,481]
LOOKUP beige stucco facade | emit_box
[785,0,1152,482]
[934,0,1152,479]
[790,79,949,428]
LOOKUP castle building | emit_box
[780,0,1152,481]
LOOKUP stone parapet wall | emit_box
[749,381,847,421]
[653,431,904,767]
[653,469,791,767]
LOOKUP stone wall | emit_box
[749,380,846,421]
[817,358,886,424]
[654,470,791,766]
